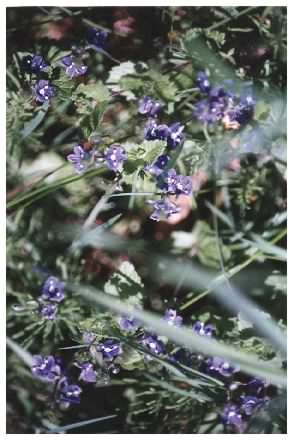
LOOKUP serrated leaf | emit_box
[120,76,144,92]
[74,82,110,102]
[107,61,136,84]
[104,261,144,305]
[149,70,178,101]
[117,345,144,371]
[54,72,74,96]
[142,140,166,163]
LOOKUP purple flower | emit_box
[167,123,185,149]
[67,144,92,174]
[138,96,163,117]
[196,71,211,94]
[97,339,122,360]
[145,154,170,176]
[119,315,140,332]
[104,144,127,171]
[174,174,192,195]
[33,80,55,103]
[140,334,165,355]
[239,395,265,416]
[23,55,48,73]
[163,309,183,327]
[193,98,226,124]
[228,96,255,125]
[41,276,65,303]
[57,377,82,404]
[192,321,215,337]
[147,198,180,221]
[160,169,192,196]
[221,404,246,433]
[209,86,229,100]
[144,119,169,141]
[31,355,62,382]
[78,362,97,383]
[161,168,178,193]
[86,27,108,50]
[40,303,58,320]
[204,357,239,377]
[61,55,88,78]
[245,377,267,395]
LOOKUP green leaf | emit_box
[107,61,137,84]
[104,261,144,305]
[54,72,74,96]
[117,345,145,371]
[194,221,231,269]
[149,70,178,101]
[254,100,270,120]
[120,76,144,92]
[20,101,49,139]
[74,82,110,102]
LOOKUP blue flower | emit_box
[227,92,255,126]
[86,27,108,50]
[163,309,183,327]
[140,334,165,355]
[196,71,211,94]
[97,339,122,360]
[61,55,88,78]
[67,144,92,174]
[245,377,267,395]
[31,355,62,382]
[119,315,140,332]
[221,404,246,433]
[78,362,97,383]
[57,377,82,404]
[239,395,265,416]
[138,96,163,117]
[167,123,185,149]
[193,98,226,124]
[192,321,215,337]
[23,55,48,73]
[41,276,65,303]
[147,197,180,221]
[104,144,127,171]
[40,303,58,320]
[204,356,239,377]
[144,119,169,141]
[159,169,192,196]
[33,80,55,103]
[145,154,170,176]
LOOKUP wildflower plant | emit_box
[7,5,286,435]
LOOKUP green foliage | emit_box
[6,5,286,435]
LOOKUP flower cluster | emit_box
[193,71,255,130]
[221,378,269,433]
[37,276,65,320]
[144,119,185,150]
[67,143,127,174]
[137,97,192,221]
[31,307,273,428]
[23,27,107,104]
[31,355,82,407]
